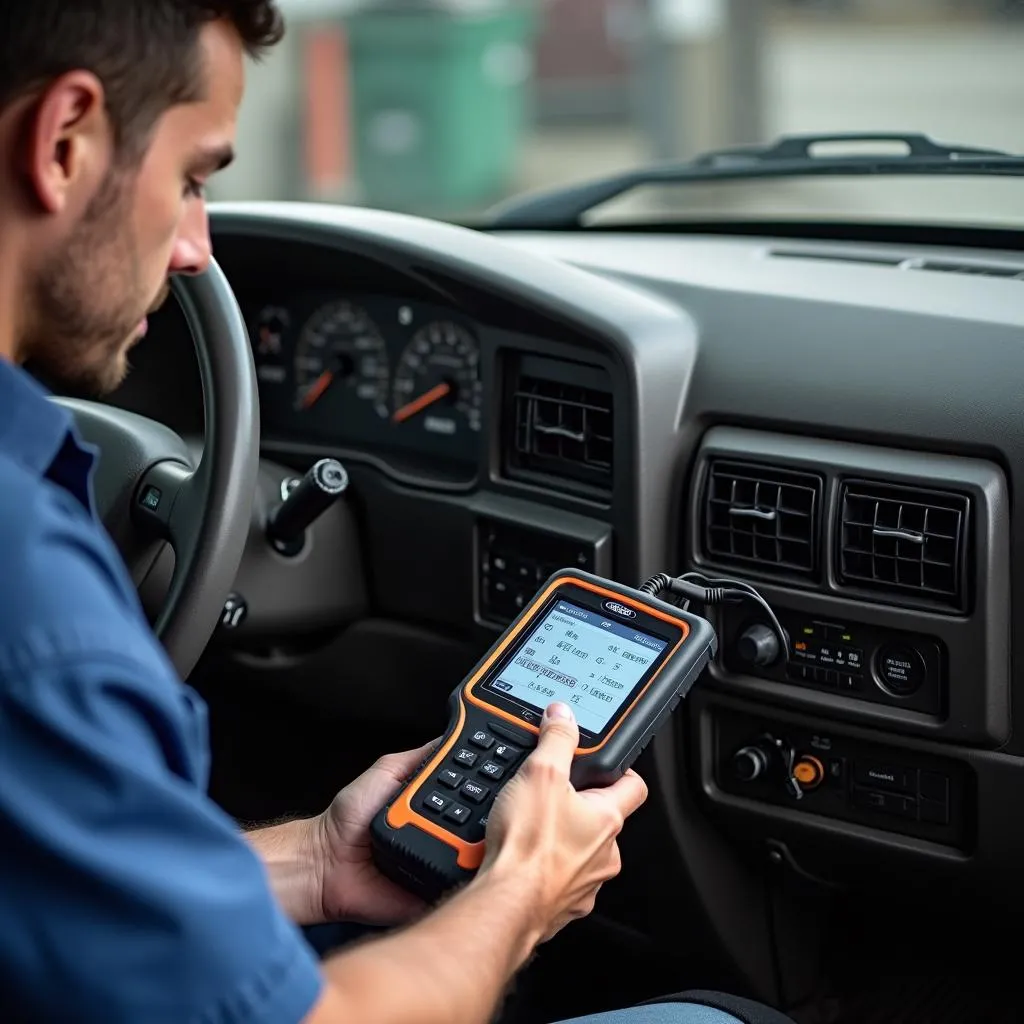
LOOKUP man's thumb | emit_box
[536,702,579,771]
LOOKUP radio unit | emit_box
[721,604,945,716]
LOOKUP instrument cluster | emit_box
[249,292,484,478]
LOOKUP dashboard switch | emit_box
[736,624,781,668]
[876,644,926,696]
[732,744,770,782]
[854,760,916,793]
[220,593,248,631]
[851,787,916,819]
[793,755,825,790]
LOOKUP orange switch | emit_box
[793,755,824,790]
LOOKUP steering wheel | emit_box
[56,260,259,679]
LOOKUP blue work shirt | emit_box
[0,359,324,1022]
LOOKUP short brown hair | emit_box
[0,2,284,160]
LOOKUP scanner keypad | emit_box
[416,721,535,842]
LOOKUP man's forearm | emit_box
[310,860,541,1024]
[243,817,324,926]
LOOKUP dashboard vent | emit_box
[703,461,822,578]
[769,247,1024,280]
[905,259,1024,280]
[505,356,613,496]
[838,480,969,610]
[768,247,904,268]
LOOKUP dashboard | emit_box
[112,200,1024,1009]
[246,291,484,478]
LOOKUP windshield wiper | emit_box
[486,132,1024,230]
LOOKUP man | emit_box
[0,4,796,1023]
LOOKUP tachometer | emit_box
[294,301,390,417]
[392,321,482,436]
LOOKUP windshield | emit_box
[211,0,1024,227]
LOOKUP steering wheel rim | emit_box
[57,259,259,679]
[154,263,260,674]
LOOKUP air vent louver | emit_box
[703,461,822,578]
[908,260,1022,279]
[768,247,1024,280]
[506,365,613,495]
[838,481,969,610]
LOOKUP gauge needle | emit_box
[392,381,451,423]
[300,369,334,409]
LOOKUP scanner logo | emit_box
[603,600,636,619]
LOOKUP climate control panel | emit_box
[722,605,945,716]
[713,707,970,849]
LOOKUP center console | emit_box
[680,426,1008,874]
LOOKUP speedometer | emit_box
[392,321,482,435]
[294,301,390,417]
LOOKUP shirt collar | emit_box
[0,359,96,511]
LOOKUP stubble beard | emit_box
[25,169,151,397]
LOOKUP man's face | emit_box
[24,20,244,395]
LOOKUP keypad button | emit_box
[460,780,490,804]
[479,761,505,781]
[453,748,478,768]
[437,769,463,789]
[469,730,495,750]
[493,743,520,763]
[444,803,471,825]
[424,791,448,814]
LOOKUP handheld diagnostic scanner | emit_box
[370,569,717,901]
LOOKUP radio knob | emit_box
[732,745,769,782]
[737,623,781,668]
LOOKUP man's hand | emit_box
[480,701,648,947]
[305,703,649,1024]
[315,739,438,926]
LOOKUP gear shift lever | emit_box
[266,458,349,556]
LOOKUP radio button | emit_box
[842,647,864,671]
[851,787,916,819]
[854,761,916,792]
[786,663,810,683]
[453,749,479,768]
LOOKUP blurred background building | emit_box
[210,0,1024,224]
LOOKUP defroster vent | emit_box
[703,461,822,578]
[838,481,969,610]
[505,355,613,496]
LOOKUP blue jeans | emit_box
[560,1008,755,1024]
[301,926,791,1024]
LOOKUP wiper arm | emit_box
[486,132,1024,230]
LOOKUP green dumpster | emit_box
[345,2,536,215]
